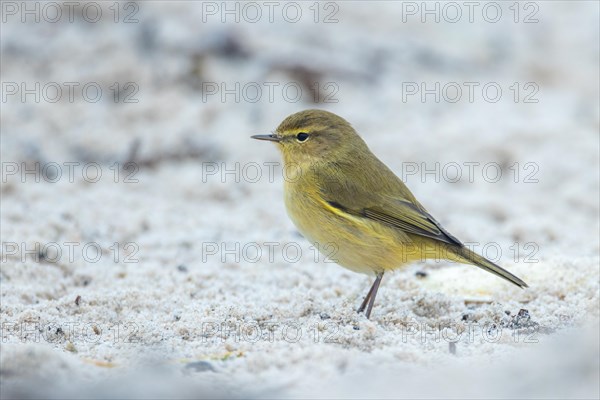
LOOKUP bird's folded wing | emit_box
[362,201,462,246]
[319,178,462,246]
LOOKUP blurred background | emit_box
[1,1,599,398]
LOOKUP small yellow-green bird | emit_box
[252,110,527,319]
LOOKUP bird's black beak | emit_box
[251,134,281,142]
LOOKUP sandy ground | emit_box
[1,1,599,399]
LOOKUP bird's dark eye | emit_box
[296,132,310,142]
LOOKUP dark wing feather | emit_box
[326,198,462,246]
[317,166,462,246]
[362,201,462,246]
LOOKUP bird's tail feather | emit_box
[452,246,528,288]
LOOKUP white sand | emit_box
[1,2,599,398]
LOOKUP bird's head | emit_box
[251,109,367,168]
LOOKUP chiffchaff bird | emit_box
[252,110,527,319]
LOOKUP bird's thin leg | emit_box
[357,278,377,314]
[364,272,384,319]
[357,272,384,317]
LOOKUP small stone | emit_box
[319,312,331,320]
[177,265,188,273]
[506,308,538,330]
[415,271,428,278]
[185,361,215,373]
